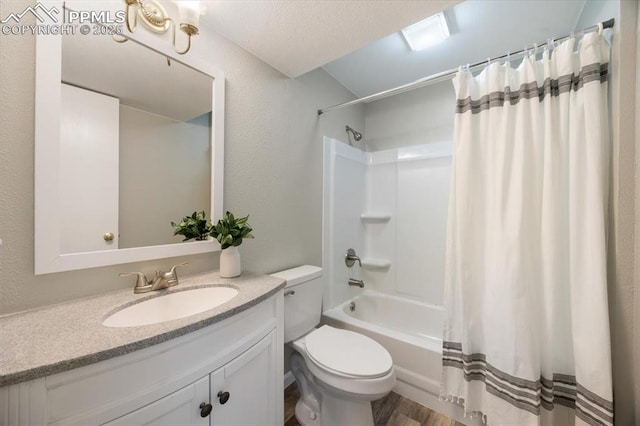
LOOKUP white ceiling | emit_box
[199,0,461,78]
[63,0,588,112]
[322,0,587,97]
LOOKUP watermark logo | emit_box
[0,2,59,24]
[1,3,124,36]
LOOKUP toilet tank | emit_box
[270,265,323,343]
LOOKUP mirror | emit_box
[35,1,224,274]
[61,29,212,251]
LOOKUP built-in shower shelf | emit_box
[360,213,391,223]
[361,258,391,269]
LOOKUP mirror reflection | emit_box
[60,31,212,253]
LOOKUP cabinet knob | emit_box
[199,402,213,417]
[103,232,115,242]
[218,391,230,404]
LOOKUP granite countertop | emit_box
[0,271,285,387]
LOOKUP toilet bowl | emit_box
[290,325,395,426]
[271,266,395,426]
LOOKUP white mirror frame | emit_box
[34,1,225,274]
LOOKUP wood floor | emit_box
[284,382,464,426]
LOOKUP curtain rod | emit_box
[317,18,614,116]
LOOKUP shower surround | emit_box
[322,137,457,414]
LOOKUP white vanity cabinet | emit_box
[105,330,277,426]
[104,376,209,426]
[210,330,277,426]
[0,293,283,426]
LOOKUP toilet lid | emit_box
[304,326,393,378]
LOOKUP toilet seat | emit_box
[303,326,393,379]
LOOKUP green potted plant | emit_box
[171,211,213,241]
[211,211,254,277]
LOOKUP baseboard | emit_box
[284,370,295,389]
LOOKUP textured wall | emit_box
[363,81,455,152]
[0,0,364,315]
[574,0,618,31]
[583,1,639,424]
[578,1,638,422]
[635,2,640,419]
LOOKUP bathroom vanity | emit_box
[5,2,282,423]
[7,2,282,423]
[0,272,285,426]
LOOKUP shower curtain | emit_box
[441,32,613,426]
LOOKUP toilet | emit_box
[271,265,395,426]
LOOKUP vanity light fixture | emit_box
[401,12,450,52]
[121,0,202,54]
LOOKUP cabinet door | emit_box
[210,330,277,426]
[103,376,209,426]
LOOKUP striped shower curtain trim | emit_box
[443,341,614,426]
[455,62,608,114]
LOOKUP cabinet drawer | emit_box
[46,296,277,425]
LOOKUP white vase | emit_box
[220,246,241,278]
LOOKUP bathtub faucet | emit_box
[348,278,364,288]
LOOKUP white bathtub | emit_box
[322,290,444,399]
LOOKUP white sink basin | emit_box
[103,287,239,328]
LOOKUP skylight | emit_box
[401,12,450,52]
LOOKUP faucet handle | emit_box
[169,261,189,274]
[345,248,362,268]
[119,272,149,289]
[164,261,189,286]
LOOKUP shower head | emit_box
[345,125,363,142]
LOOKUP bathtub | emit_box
[322,290,444,400]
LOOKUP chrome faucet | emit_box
[120,261,189,294]
[345,248,361,268]
[348,278,364,288]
